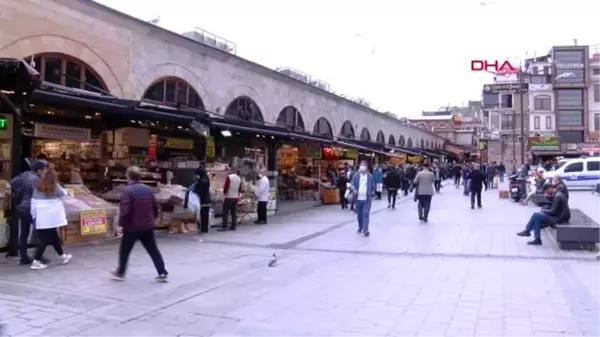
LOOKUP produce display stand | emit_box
[321,186,340,204]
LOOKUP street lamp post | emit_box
[519,65,526,166]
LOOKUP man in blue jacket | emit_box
[373,164,383,200]
[350,161,376,237]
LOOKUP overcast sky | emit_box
[97,0,598,117]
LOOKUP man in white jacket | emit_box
[254,168,270,224]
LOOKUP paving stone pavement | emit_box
[1,181,598,336]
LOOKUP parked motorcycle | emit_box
[508,174,527,202]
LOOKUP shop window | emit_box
[557,90,583,108]
[224,96,263,122]
[558,131,583,143]
[340,121,355,139]
[500,94,513,108]
[563,162,583,173]
[142,77,204,109]
[398,135,405,147]
[593,68,600,75]
[25,53,108,92]
[360,128,371,141]
[595,113,600,131]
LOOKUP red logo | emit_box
[471,60,519,74]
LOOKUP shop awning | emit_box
[419,149,441,158]
[209,116,333,144]
[386,146,421,156]
[335,139,390,156]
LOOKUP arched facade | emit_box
[340,121,355,139]
[407,138,413,148]
[25,53,107,93]
[360,128,371,141]
[376,131,385,144]
[142,76,204,109]
[425,140,430,149]
[420,139,425,148]
[276,106,305,130]
[313,117,333,139]
[398,135,405,147]
[388,135,396,146]
[224,96,264,122]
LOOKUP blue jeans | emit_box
[525,212,553,240]
[463,179,470,195]
[355,199,372,233]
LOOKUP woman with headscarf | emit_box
[185,167,212,234]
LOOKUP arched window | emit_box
[25,53,107,93]
[398,135,405,147]
[224,96,263,122]
[533,94,552,110]
[313,117,333,139]
[340,121,355,139]
[276,106,304,130]
[360,128,371,141]
[376,131,385,144]
[425,140,430,149]
[407,138,413,148]
[420,139,425,148]
[143,77,204,109]
[388,135,396,146]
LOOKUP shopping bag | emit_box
[187,191,201,212]
[376,183,383,192]
[344,189,354,203]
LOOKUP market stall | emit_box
[315,146,358,204]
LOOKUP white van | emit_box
[544,157,600,188]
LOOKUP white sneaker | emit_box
[60,254,72,265]
[30,260,47,270]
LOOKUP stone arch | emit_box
[136,63,210,108]
[224,96,264,122]
[388,135,396,146]
[340,120,355,139]
[0,34,123,96]
[398,135,406,147]
[276,106,305,130]
[313,117,334,139]
[425,140,430,149]
[376,131,385,144]
[360,128,371,141]
[407,138,413,148]
[420,139,425,148]
[221,85,268,121]
[142,76,204,109]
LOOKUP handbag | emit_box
[344,189,354,203]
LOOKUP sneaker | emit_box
[516,230,531,237]
[19,257,32,266]
[527,239,542,245]
[30,260,47,270]
[110,271,125,281]
[60,254,72,265]
[356,229,362,234]
[364,231,370,237]
[156,274,168,283]
[387,203,391,209]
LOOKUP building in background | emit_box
[526,54,555,138]
[589,51,600,141]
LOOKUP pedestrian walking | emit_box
[469,164,487,209]
[384,166,401,209]
[220,167,242,230]
[255,168,270,224]
[350,161,375,237]
[185,167,211,234]
[413,163,435,222]
[373,164,383,200]
[462,164,471,196]
[337,170,349,209]
[29,169,72,270]
[8,159,50,265]
[112,166,168,282]
[433,165,442,193]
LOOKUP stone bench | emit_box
[555,209,600,251]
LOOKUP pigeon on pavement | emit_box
[268,253,277,267]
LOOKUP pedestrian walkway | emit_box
[0,180,598,336]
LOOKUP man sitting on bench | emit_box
[517,183,571,245]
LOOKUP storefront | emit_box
[444,143,468,163]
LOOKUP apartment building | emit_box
[589,52,600,141]
[525,54,555,137]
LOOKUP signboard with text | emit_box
[527,136,560,151]
[80,209,108,235]
[483,83,528,93]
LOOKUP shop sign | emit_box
[267,187,277,211]
[444,144,464,156]
[80,209,108,235]
[0,117,7,131]
[345,149,359,159]
[390,155,406,165]
[528,136,560,151]
[478,139,488,151]
[206,136,215,160]
[148,134,157,161]
[34,123,90,141]
[407,155,423,163]
[555,63,584,69]
[483,83,528,93]
[165,138,194,150]
[311,143,322,159]
[577,142,600,153]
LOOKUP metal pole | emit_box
[519,67,526,165]
[512,107,516,169]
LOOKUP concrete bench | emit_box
[555,209,600,251]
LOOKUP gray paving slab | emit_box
[0,180,598,336]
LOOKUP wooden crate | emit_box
[60,218,113,245]
[499,190,509,199]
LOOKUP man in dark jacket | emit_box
[337,170,349,210]
[552,176,569,201]
[384,167,401,209]
[9,160,49,265]
[469,165,487,209]
[517,183,570,245]
[112,166,168,282]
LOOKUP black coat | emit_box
[384,169,401,189]
[469,169,488,192]
[543,191,570,224]
[337,175,348,191]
